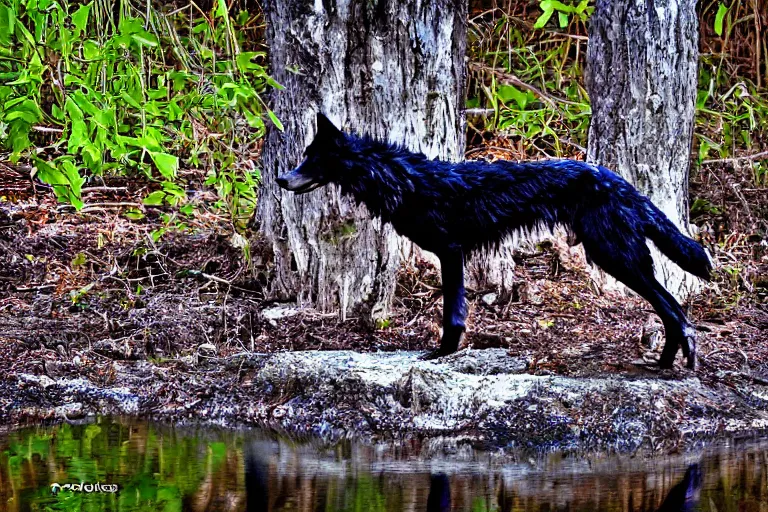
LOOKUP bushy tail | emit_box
[644,200,712,281]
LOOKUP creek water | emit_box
[0,417,766,511]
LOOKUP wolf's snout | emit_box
[276,171,322,194]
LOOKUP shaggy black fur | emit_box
[277,113,711,369]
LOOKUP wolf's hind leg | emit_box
[422,248,466,360]
[645,279,697,370]
[585,243,696,369]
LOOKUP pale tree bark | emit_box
[258,0,467,322]
[586,0,701,301]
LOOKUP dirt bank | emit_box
[1,185,767,451]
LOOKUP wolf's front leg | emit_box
[422,249,466,360]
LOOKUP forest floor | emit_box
[0,156,767,451]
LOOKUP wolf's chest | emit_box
[387,206,447,252]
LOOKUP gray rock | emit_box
[482,293,498,306]
[250,349,768,451]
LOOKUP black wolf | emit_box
[277,113,711,369]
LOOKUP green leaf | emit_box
[167,100,183,121]
[236,52,262,72]
[150,227,165,243]
[15,21,35,45]
[5,99,41,124]
[51,104,64,121]
[534,7,555,29]
[61,160,85,197]
[143,190,166,206]
[698,140,711,163]
[497,84,529,110]
[558,11,568,28]
[150,151,178,179]
[5,110,38,124]
[71,3,91,34]
[160,181,186,206]
[714,3,727,36]
[120,90,142,109]
[70,283,93,303]
[71,252,87,268]
[4,97,27,109]
[118,17,143,35]
[33,158,84,209]
[0,6,16,46]
[123,208,145,220]
[192,20,209,35]
[72,91,100,117]
[115,135,143,148]
[65,97,84,122]
[65,97,86,153]
[34,160,68,185]
[267,110,283,131]
[131,31,158,47]
[548,0,575,12]
[29,49,44,79]
[266,76,284,90]
[215,0,229,19]
[9,121,32,156]
[144,101,161,116]
[82,144,101,170]
[82,40,100,60]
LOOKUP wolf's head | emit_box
[276,113,348,194]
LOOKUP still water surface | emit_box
[0,418,766,511]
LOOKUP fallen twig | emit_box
[13,284,56,292]
[184,269,260,295]
[81,186,129,194]
[701,150,768,165]
[469,62,583,107]
[58,202,142,213]
[31,126,64,133]
[466,108,496,117]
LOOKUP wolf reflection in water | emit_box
[655,464,703,512]
[243,450,702,512]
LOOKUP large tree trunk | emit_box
[586,0,701,300]
[258,1,467,321]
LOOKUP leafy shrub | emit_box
[0,0,278,224]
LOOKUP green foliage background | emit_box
[467,0,768,176]
[0,0,279,226]
[1,0,766,233]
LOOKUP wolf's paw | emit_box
[419,348,456,361]
[682,325,697,370]
[658,346,677,370]
[659,326,697,370]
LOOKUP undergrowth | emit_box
[0,0,278,228]
[467,3,591,157]
[467,1,768,169]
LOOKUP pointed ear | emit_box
[315,112,345,146]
